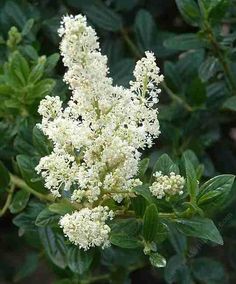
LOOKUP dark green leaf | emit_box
[14,252,38,282]
[110,234,141,249]
[164,34,205,51]
[153,154,178,175]
[134,9,156,51]
[9,189,30,214]
[35,208,59,226]
[173,217,223,245]
[39,227,67,269]
[191,257,226,282]
[223,96,236,111]
[143,204,159,242]
[175,0,201,26]
[83,2,122,31]
[67,246,94,274]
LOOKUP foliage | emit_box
[0,0,236,283]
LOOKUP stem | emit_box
[10,174,54,202]
[81,274,110,284]
[0,184,15,217]
[121,29,142,59]
[204,24,236,94]
[161,82,193,112]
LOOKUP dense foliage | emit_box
[0,0,236,283]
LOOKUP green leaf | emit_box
[175,0,201,26]
[13,200,44,232]
[28,61,45,83]
[111,219,141,236]
[197,174,235,207]
[33,126,52,156]
[132,196,146,217]
[111,58,135,87]
[0,161,10,190]
[110,234,141,249]
[67,246,94,274]
[192,257,226,282]
[22,18,34,36]
[39,227,67,269]
[138,158,149,178]
[199,56,219,82]
[134,184,155,204]
[153,153,179,175]
[168,224,187,254]
[223,96,236,111]
[14,252,38,282]
[134,9,156,51]
[149,252,166,268]
[9,190,30,214]
[184,154,198,201]
[35,208,60,226]
[173,217,223,245]
[186,78,206,106]
[83,2,122,31]
[48,202,74,215]
[164,33,205,51]
[16,154,45,192]
[164,254,186,284]
[45,53,60,73]
[143,204,159,242]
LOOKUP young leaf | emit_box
[197,174,235,207]
[184,154,198,201]
[143,204,159,242]
[9,189,30,214]
[110,234,141,249]
[173,217,223,245]
[149,252,166,268]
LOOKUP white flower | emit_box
[59,206,114,250]
[150,171,185,199]
[36,14,163,205]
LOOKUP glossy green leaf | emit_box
[48,202,74,215]
[197,174,235,206]
[149,252,166,268]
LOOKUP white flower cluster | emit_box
[36,14,163,203]
[150,171,185,199]
[59,206,114,250]
[36,14,164,249]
